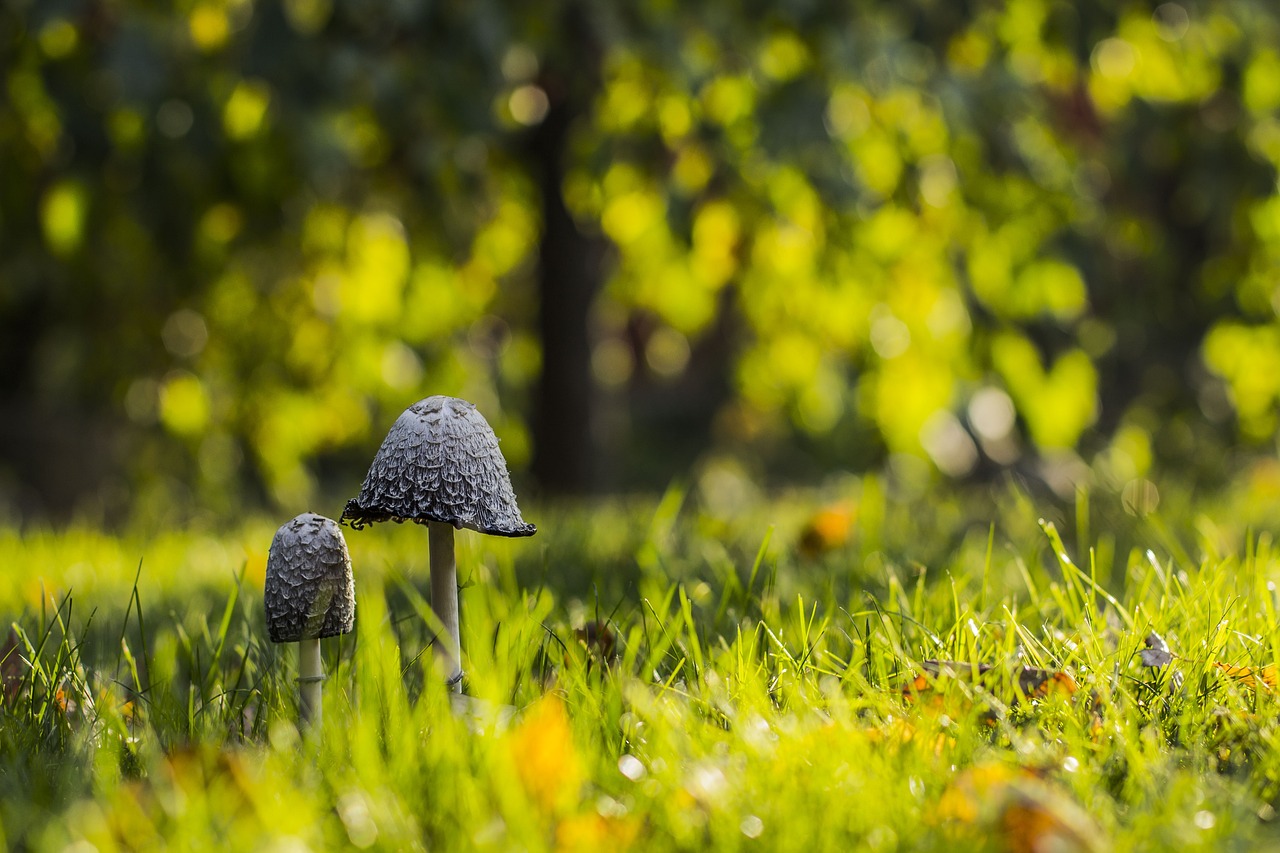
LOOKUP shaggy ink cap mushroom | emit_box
[341,395,536,537]
[264,513,356,643]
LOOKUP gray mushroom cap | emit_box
[264,513,356,643]
[340,395,536,537]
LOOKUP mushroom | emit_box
[264,512,356,726]
[341,395,535,692]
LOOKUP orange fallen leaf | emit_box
[1017,668,1079,699]
[797,502,856,558]
[906,661,1078,702]
[935,762,1104,853]
[903,672,933,697]
[1213,662,1278,689]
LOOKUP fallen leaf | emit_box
[555,812,640,853]
[509,694,586,816]
[864,716,917,747]
[574,621,620,662]
[1016,668,1079,699]
[907,661,1078,702]
[0,628,25,704]
[1138,632,1173,667]
[935,762,1105,853]
[1213,662,1278,690]
[797,502,856,559]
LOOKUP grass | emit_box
[6,472,1280,850]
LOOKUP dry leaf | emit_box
[907,661,1078,702]
[936,762,1105,853]
[797,502,856,559]
[1213,662,1278,689]
[574,621,620,662]
[1138,632,1173,667]
[0,628,25,704]
[509,694,586,815]
[555,812,640,853]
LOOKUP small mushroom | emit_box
[341,395,535,692]
[264,512,356,726]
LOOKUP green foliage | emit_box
[4,480,1280,848]
[4,0,1280,517]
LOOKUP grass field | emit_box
[7,472,1280,851]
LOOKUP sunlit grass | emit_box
[5,479,1280,850]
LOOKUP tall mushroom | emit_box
[264,512,356,726]
[341,395,536,693]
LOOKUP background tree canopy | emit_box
[3,0,1279,523]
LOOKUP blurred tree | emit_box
[1,0,1278,522]
[526,2,607,494]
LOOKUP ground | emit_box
[4,474,1280,851]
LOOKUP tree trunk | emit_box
[528,9,605,496]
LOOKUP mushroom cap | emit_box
[264,513,356,643]
[340,395,536,537]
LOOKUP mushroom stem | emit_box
[299,638,323,726]
[429,521,463,693]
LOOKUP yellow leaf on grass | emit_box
[510,695,585,815]
[555,813,640,853]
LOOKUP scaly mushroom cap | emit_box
[264,513,356,643]
[340,395,536,537]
